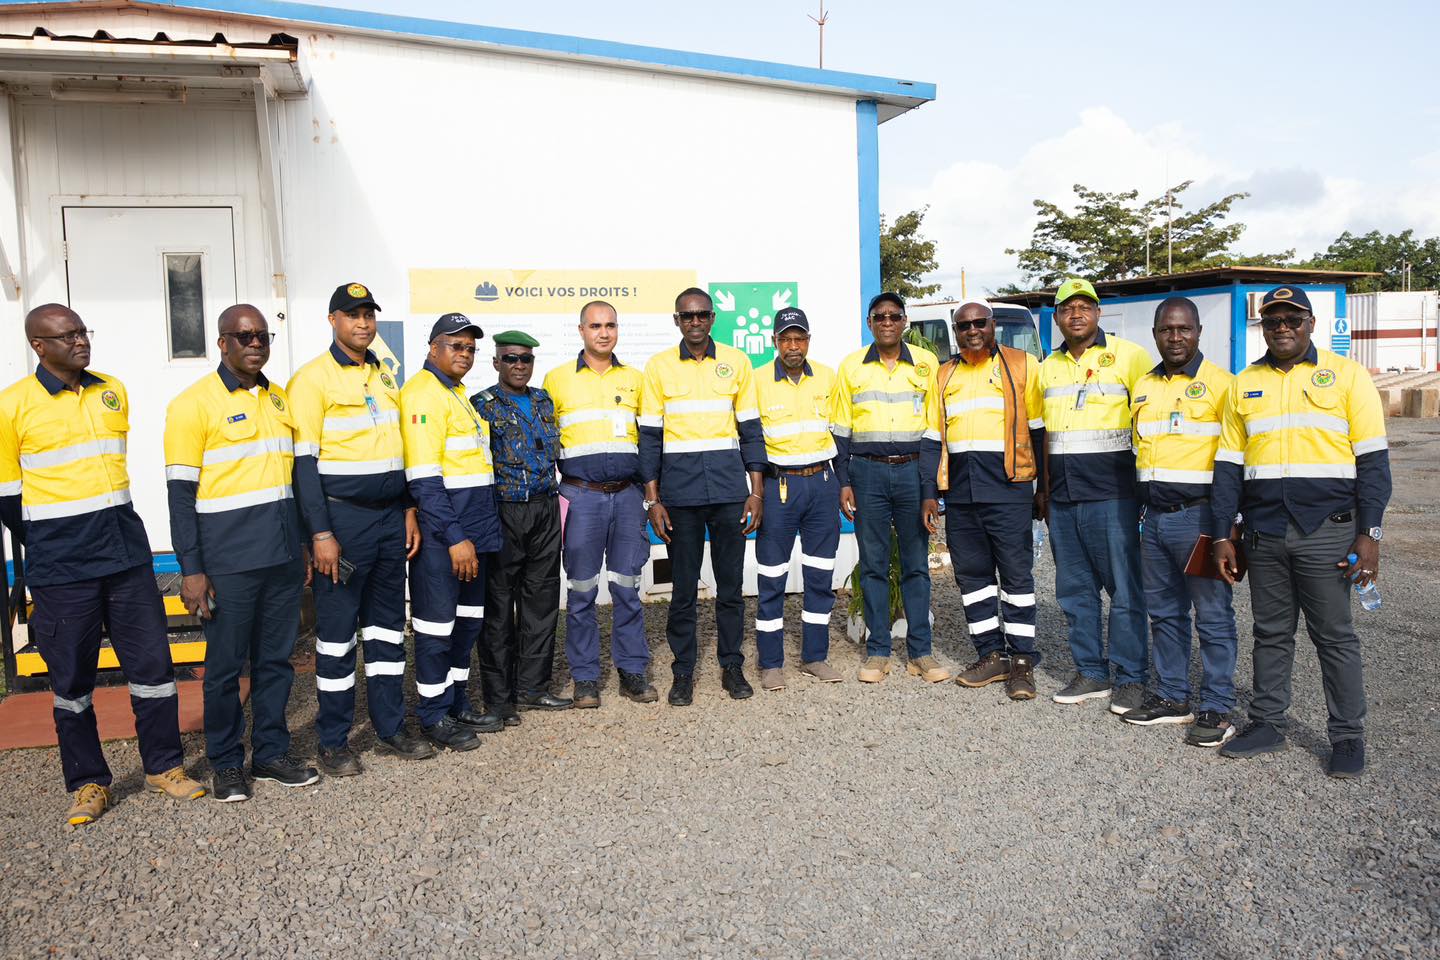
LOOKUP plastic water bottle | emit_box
[1032,520,1047,561]
[1346,553,1382,611]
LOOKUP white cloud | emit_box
[891,107,1440,296]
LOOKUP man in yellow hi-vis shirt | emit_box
[1120,297,1239,746]
[831,292,947,685]
[639,287,767,706]
[287,282,431,776]
[165,305,316,802]
[542,300,657,708]
[1210,285,1390,779]
[937,299,1046,702]
[1,304,204,826]
[753,307,841,691]
[1039,278,1152,714]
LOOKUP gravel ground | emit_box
[1,419,1437,960]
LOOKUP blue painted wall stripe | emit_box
[856,100,880,346]
[54,0,938,103]
[1229,284,1248,373]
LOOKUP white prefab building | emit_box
[0,0,934,597]
[1348,291,1439,372]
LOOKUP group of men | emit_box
[0,275,1389,826]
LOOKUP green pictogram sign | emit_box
[708,282,798,368]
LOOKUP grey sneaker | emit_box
[1108,683,1147,716]
[800,660,843,683]
[1052,674,1112,704]
[760,667,786,692]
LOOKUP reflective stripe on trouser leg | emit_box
[29,576,110,792]
[449,567,486,718]
[945,502,1003,657]
[312,547,364,749]
[561,484,607,682]
[409,542,460,727]
[985,500,1039,660]
[754,474,799,670]
[103,563,184,777]
[795,469,839,665]
[606,485,651,675]
[353,510,409,740]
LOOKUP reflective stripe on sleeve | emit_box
[166,465,201,482]
[405,464,442,480]
[1214,449,1244,465]
[1352,436,1388,455]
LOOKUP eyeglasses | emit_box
[498,353,535,365]
[33,329,94,345]
[675,311,715,323]
[1260,313,1310,331]
[869,312,906,324]
[221,331,275,346]
[952,319,990,332]
[776,334,810,347]
[436,341,477,355]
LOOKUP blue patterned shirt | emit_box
[471,384,560,502]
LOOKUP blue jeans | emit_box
[851,456,932,659]
[1141,502,1238,712]
[1049,498,1147,686]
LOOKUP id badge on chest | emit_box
[364,391,380,423]
[913,392,924,415]
[1073,385,1090,410]
[1169,409,1184,434]
[612,411,629,438]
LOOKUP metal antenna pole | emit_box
[808,2,830,68]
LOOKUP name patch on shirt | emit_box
[226,413,248,424]
[1243,390,1264,399]
[1134,394,1147,403]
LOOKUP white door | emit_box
[62,205,266,554]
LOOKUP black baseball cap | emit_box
[1259,285,1314,314]
[774,307,809,334]
[329,282,380,313]
[867,291,906,315]
[428,313,484,342]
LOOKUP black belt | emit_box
[857,453,919,464]
[561,477,633,494]
[325,495,402,510]
[1150,496,1210,514]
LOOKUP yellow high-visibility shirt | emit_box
[541,352,643,484]
[637,339,766,506]
[1210,344,1390,538]
[0,367,152,585]
[1131,353,1233,509]
[164,365,300,576]
[1039,330,1151,502]
[830,341,942,494]
[933,348,1044,504]
[286,343,406,532]
[755,358,836,468]
[399,360,499,549]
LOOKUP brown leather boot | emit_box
[956,650,1011,688]
[1006,654,1037,701]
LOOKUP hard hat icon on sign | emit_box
[474,281,500,302]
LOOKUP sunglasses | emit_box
[1260,313,1310,331]
[499,353,535,365]
[952,319,990,332]
[675,311,714,323]
[221,331,275,346]
[870,312,906,324]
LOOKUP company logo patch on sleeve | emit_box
[1243,390,1264,399]
[226,413,248,424]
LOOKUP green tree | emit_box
[1300,230,1440,292]
[1006,182,1292,287]
[880,206,941,300]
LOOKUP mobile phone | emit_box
[336,557,357,585]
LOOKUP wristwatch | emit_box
[643,499,658,510]
[1364,526,1383,542]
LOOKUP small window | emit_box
[164,253,206,359]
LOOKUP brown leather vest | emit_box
[936,344,1036,491]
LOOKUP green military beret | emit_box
[493,330,540,348]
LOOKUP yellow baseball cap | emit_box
[1055,277,1099,305]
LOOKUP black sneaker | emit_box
[376,730,437,760]
[1186,711,1237,748]
[1052,674,1112,704]
[1120,693,1195,726]
[721,665,753,700]
[1108,683,1147,716]
[250,752,321,788]
[317,745,363,777]
[422,715,481,752]
[668,674,694,707]
[1218,720,1287,758]
[573,680,601,709]
[211,767,251,803]
[1327,739,1365,779]
[617,669,659,703]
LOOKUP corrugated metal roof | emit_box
[2,0,937,119]
[993,266,1384,308]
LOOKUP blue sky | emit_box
[313,0,1440,294]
